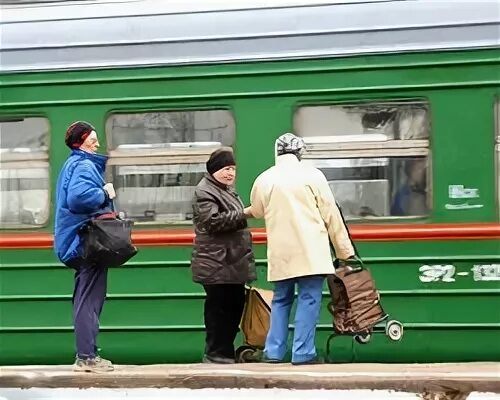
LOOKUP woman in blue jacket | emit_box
[54,121,116,373]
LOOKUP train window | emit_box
[294,101,431,220]
[0,117,50,228]
[105,110,235,224]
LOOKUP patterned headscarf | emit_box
[65,121,95,149]
[275,132,305,158]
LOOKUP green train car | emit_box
[0,0,499,365]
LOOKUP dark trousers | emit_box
[202,284,245,359]
[71,261,108,359]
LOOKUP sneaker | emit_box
[260,355,284,364]
[95,355,113,367]
[73,357,114,373]
[261,357,284,364]
[291,356,324,366]
[202,354,235,364]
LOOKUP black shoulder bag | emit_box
[80,203,138,268]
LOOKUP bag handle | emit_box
[331,202,365,271]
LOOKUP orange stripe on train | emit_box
[0,223,499,249]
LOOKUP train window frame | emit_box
[293,100,432,221]
[105,108,236,225]
[0,116,51,229]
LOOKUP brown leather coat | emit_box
[191,174,256,285]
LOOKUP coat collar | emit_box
[71,149,108,172]
[205,172,232,191]
[276,153,300,166]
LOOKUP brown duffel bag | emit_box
[327,260,386,335]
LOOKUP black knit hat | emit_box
[206,148,236,175]
[65,121,95,149]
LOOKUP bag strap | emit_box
[330,201,365,271]
[94,212,118,220]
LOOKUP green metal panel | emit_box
[0,48,499,364]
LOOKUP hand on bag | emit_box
[344,255,364,272]
[243,206,254,218]
[103,183,116,200]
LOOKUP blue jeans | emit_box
[264,275,324,363]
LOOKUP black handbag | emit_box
[80,210,138,268]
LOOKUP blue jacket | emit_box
[54,149,113,264]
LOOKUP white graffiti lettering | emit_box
[419,264,456,283]
[471,264,500,281]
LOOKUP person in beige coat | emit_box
[248,132,355,365]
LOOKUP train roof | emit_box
[1,0,499,73]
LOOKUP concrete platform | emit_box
[1,362,499,398]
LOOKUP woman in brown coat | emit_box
[191,147,256,364]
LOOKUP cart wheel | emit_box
[236,346,257,363]
[354,333,371,344]
[385,320,403,341]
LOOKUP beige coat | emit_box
[250,154,355,282]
